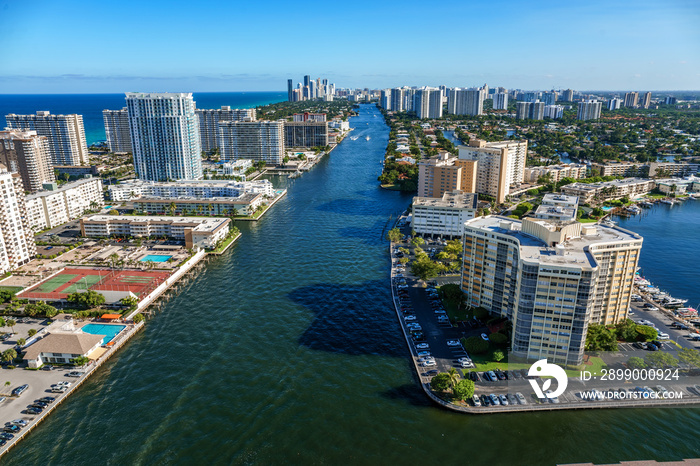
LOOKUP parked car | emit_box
[0,433,14,440]
[25,408,41,415]
[546,390,560,403]
[499,394,509,405]
[421,360,436,367]
[446,339,461,346]
[3,425,20,434]
[515,392,527,405]
[415,343,429,350]
[8,419,27,427]
[11,384,28,397]
[471,395,481,407]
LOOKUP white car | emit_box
[404,315,417,321]
[472,395,481,407]
[516,392,527,405]
[446,340,461,346]
[421,360,437,367]
[416,343,430,350]
[417,356,435,363]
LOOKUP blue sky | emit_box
[0,0,698,93]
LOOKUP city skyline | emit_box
[0,0,698,93]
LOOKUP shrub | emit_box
[473,307,490,321]
[462,336,489,354]
[489,332,508,346]
[492,350,505,362]
[636,325,658,341]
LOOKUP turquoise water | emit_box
[81,324,126,344]
[602,206,615,211]
[3,104,700,465]
[139,255,171,263]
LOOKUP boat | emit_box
[640,201,654,208]
[288,170,302,179]
[660,199,674,205]
[663,297,688,307]
[365,136,371,141]
[625,205,641,214]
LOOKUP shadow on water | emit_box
[381,384,434,408]
[337,222,388,245]
[289,280,407,357]
[315,198,391,216]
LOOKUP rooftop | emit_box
[414,190,478,209]
[82,215,229,232]
[23,332,105,360]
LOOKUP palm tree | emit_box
[109,253,119,269]
[197,205,204,216]
[169,202,177,216]
[231,207,239,217]
[447,368,460,388]
[207,203,214,216]
[6,319,16,333]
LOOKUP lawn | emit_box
[464,350,607,378]
[209,232,241,254]
[0,286,24,294]
[579,218,599,223]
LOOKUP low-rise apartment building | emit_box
[411,191,478,238]
[133,193,264,217]
[81,215,230,249]
[648,162,700,178]
[523,164,588,183]
[106,179,274,202]
[590,162,646,178]
[561,178,655,204]
[24,177,104,232]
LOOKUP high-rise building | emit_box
[415,88,443,119]
[0,165,36,273]
[284,121,328,148]
[380,89,391,110]
[5,111,88,165]
[608,98,622,111]
[516,101,544,120]
[642,92,652,109]
[287,79,294,102]
[624,92,639,108]
[665,96,677,105]
[102,108,133,153]
[219,120,285,165]
[562,89,574,102]
[390,88,405,112]
[417,153,477,198]
[544,105,564,119]
[126,92,203,181]
[577,100,602,121]
[493,93,508,110]
[0,130,55,193]
[303,75,311,88]
[542,91,558,105]
[461,216,642,364]
[24,176,104,232]
[457,139,528,203]
[196,106,256,153]
[293,113,326,122]
[447,88,484,116]
[403,88,416,112]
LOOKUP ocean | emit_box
[0,92,286,145]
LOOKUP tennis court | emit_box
[19,268,172,301]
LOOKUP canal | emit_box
[5,105,700,465]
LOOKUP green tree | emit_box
[635,325,658,342]
[27,329,37,338]
[626,356,647,369]
[615,319,639,342]
[120,296,139,310]
[462,336,489,354]
[440,284,463,302]
[645,352,679,368]
[386,228,402,243]
[447,368,461,388]
[398,257,409,264]
[16,338,25,346]
[67,290,106,309]
[473,307,490,321]
[132,313,145,324]
[0,290,14,303]
[71,356,89,367]
[452,379,475,401]
[585,324,618,351]
[1,349,17,362]
[430,373,451,392]
[492,350,505,362]
[6,319,15,332]
[410,237,425,248]
[489,333,508,346]
[678,348,700,369]
[410,256,440,282]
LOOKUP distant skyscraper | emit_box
[219,121,285,165]
[447,88,483,116]
[415,88,443,119]
[380,89,391,110]
[516,101,544,120]
[303,75,311,88]
[493,93,508,110]
[125,92,202,181]
[624,92,639,108]
[642,92,652,109]
[562,89,574,102]
[665,96,677,105]
[6,111,88,165]
[196,106,256,152]
[544,105,564,119]
[287,79,293,102]
[103,108,132,153]
[608,98,622,111]
[577,100,602,120]
[391,88,405,112]
[542,91,558,106]
[0,130,54,193]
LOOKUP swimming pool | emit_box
[81,323,126,344]
[140,255,172,262]
[602,206,615,211]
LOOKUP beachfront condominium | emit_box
[196,106,256,153]
[642,92,652,109]
[24,176,104,232]
[414,88,443,119]
[288,79,294,102]
[493,92,508,110]
[102,108,133,153]
[0,130,55,193]
[624,92,639,108]
[542,91,558,106]
[608,98,622,111]
[461,216,642,365]
[0,165,36,273]
[125,92,203,181]
[562,89,574,102]
[219,120,285,165]
[5,111,88,165]
[457,139,528,203]
[577,100,602,121]
[390,88,405,112]
[544,105,564,119]
[447,88,484,116]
